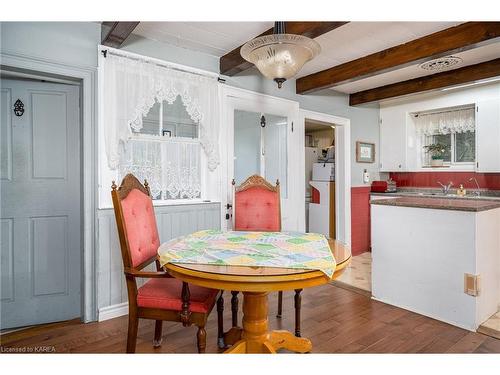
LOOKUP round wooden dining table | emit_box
[164,238,351,354]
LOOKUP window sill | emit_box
[417,164,475,172]
[152,199,217,207]
[98,199,219,211]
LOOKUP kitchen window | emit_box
[424,131,475,164]
[415,106,475,167]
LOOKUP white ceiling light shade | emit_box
[240,22,321,89]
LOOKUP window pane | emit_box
[162,96,198,138]
[139,101,161,135]
[234,110,261,186]
[455,131,475,163]
[432,134,451,162]
[264,114,287,199]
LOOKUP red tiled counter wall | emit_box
[351,186,371,256]
[389,172,500,190]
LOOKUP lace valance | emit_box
[102,52,220,171]
[415,107,475,136]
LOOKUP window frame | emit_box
[130,99,204,203]
[421,132,476,168]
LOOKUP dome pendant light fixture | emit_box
[240,21,321,89]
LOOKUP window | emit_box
[119,97,202,200]
[233,110,288,198]
[415,106,475,168]
[424,131,475,164]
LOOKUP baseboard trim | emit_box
[330,279,372,298]
[98,302,129,322]
[371,296,476,332]
[477,324,500,340]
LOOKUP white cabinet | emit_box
[476,99,500,172]
[379,108,407,172]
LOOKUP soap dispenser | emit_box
[457,184,466,197]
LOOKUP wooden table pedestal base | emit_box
[224,291,312,354]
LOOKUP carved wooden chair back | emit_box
[111,173,161,295]
[233,174,281,232]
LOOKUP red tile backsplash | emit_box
[389,172,500,190]
[351,186,371,256]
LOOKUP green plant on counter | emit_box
[424,143,450,160]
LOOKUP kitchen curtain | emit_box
[101,50,219,200]
[414,107,475,136]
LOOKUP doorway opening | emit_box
[0,69,83,331]
[304,119,335,237]
[299,109,351,247]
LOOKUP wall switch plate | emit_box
[464,273,480,296]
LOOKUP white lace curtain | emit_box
[414,107,475,136]
[102,51,220,171]
[118,139,201,200]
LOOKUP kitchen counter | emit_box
[371,189,500,200]
[371,196,500,212]
[371,194,500,331]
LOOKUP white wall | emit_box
[1,22,100,68]
[380,82,500,172]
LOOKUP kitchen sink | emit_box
[396,191,500,200]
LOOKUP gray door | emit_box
[1,79,81,329]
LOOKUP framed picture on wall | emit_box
[162,130,172,137]
[356,141,375,163]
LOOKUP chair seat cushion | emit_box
[137,277,218,314]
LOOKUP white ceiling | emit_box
[333,41,500,94]
[133,21,499,94]
[134,22,273,57]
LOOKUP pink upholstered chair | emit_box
[111,174,222,353]
[229,175,303,338]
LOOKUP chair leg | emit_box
[276,291,283,318]
[294,289,303,337]
[197,325,207,353]
[217,292,225,349]
[126,312,139,353]
[153,320,163,348]
[231,291,239,327]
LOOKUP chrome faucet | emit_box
[468,177,481,197]
[437,181,454,195]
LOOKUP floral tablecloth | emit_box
[158,230,336,278]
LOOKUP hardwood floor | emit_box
[1,284,499,354]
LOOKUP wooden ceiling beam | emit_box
[349,58,500,106]
[101,22,140,48]
[297,22,500,94]
[219,22,349,76]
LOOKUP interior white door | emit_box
[1,79,81,329]
[226,96,300,231]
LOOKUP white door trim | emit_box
[299,109,351,247]
[1,51,98,322]
[220,85,300,231]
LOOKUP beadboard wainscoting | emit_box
[96,202,221,321]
